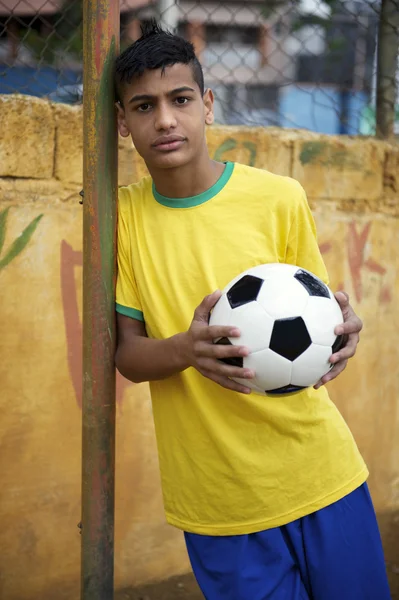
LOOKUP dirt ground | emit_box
[115,573,203,600]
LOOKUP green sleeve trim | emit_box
[116,303,144,322]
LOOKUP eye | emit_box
[175,96,190,105]
[137,103,152,112]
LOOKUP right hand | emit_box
[182,290,255,394]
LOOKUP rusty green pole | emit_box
[81,1,119,599]
[376,0,399,139]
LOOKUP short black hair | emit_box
[115,20,205,104]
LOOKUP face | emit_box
[116,63,214,171]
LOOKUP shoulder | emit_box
[233,163,306,205]
[118,175,153,214]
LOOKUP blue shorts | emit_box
[184,483,391,600]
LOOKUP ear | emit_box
[116,102,130,138]
[203,88,215,126]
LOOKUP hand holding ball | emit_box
[209,264,344,395]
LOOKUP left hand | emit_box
[314,291,362,390]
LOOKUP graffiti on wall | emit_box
[60,240,133,409]
[214,138,258,166]
[319,221,390,304]
[0,207,43,272]
[347,222,389,303]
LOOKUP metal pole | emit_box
[81,1,119,599]
[159,0,179,32]
[376,0,399,139]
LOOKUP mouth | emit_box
[152,135,186,152]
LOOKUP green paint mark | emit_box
[214,138,258,166]
[243,141,257,166]
[0,212,43,272]
[0,207,10,254]
[300,141,362,170]
[299,142,328,165]
[214,138,237,162]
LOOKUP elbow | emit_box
[116,365,142,385]
[115,347,143,384]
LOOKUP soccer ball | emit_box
[209,263,345,395]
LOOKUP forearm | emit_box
[115,332,191,383]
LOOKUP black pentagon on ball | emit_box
[227,275,263,309]
[294,269,330,298]
[267,384,306,395]
[214,337,244,368]
[270,317,311,361]
[332,333,347,354]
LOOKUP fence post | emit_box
[81,1,120,599]
[159,0,179,31]
[376,0,399,139]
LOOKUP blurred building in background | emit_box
[0,0,391,134]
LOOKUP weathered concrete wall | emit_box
[0,94,398,599]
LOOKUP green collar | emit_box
[152,162,235,208]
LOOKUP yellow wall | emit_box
[0,95,398,599]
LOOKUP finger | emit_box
[335,318,362,337]
[194,340,249,359]
[314,359,348,389]
[201,369,252,394]
[334,290,350,307]
[199,325,242,341]
[199,357,255,380]
[330,335,358,364]
[334,291,351,322]
[324,359,348,382]
[193,290,222,323]
[313,378,323,390]
[211,343,250,360]
[216,363,256,380]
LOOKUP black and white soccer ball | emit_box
[209,263,345,395]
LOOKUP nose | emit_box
[154,101,177,131]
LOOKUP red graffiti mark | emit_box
[60,240,132,409]
[348,222,387,303]
[60,241,82,406]
[364,257,386,275]
[319,241,332,255]
[380,286,392,304]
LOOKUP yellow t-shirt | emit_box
[116,161,368,536]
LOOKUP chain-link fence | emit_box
[0,0,398,136]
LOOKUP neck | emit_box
[147,147,225,199]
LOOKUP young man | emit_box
[114,22,390,600]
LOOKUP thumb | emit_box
[334,290,349,307]
[194,290,222,322]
